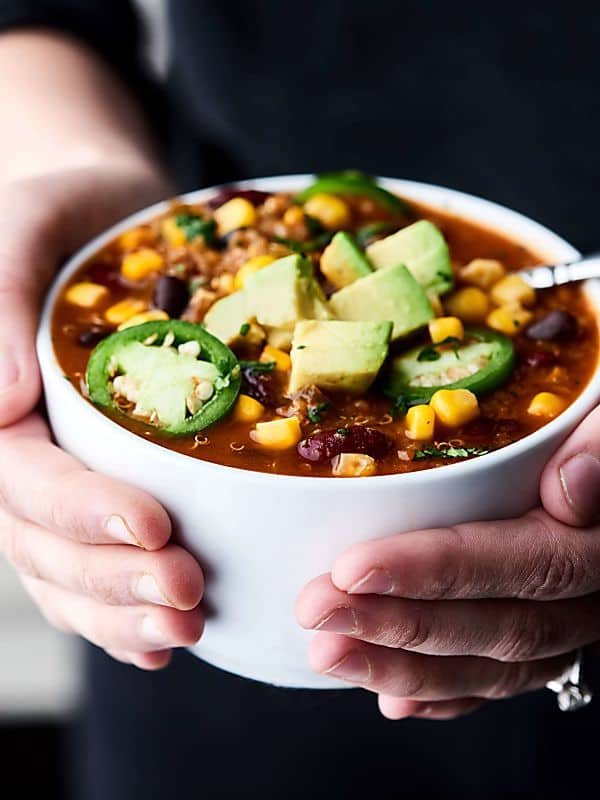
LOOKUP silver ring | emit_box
[546,648,593,712]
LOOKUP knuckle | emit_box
[492,608,555,662]
[390,607,432,650]
[423,527,473,600]
[519,518,584,600]
[79,559,116,605]
[486,661,534,699]
[2,519,41,579]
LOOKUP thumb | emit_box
[540,404,600,527]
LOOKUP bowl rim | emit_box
[36,174,600,489]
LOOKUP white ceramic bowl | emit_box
[37,177,600,688]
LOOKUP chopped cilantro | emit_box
[336,427,349,435]
[296,345,306,350]
[189,276,208,294]
[239,360,276,373]
[417,336,462,362]
[175,213,217,246]
[239,323,250,337]
[389,394,430,417]
[414,446,490,460]
[307,402,330,424]
[272,232,333,253]
[304,214,324,235]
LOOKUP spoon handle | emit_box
[518,252,600,288]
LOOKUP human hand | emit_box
[0,168,205,669]
[297,405,600,718]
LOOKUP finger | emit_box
[5,514,203,609]
[105,649,173,670]
[309,633,570,701]
[541,405,600,527]
[330,511,600,602]
[377,695,485,721]
[297,575,600,661]
[0,415,172,549]
[22,577,203,653]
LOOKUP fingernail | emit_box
[325,651,372,683]
[139,615,176,647]
[0,352,18,392]
[348,567,394,595]
[104,514,140,545]
[314,606,358,634]
[560,453,600,523]
[134,574,172,607]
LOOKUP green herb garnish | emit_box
[272,232,333,253]
[239,323,250,337]
[414,446,490,460]
[307,402,330,424]
[336,428,349,435]
[389,394,430,417]
[417,337,462,362]
[189,276,208,294]
[239,360,276,373]
[175,213,217,246]
[296,345,306,350]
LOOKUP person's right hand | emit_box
[0,167,205,669]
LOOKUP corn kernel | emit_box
[118,227,154,251]
[234,254,277,291]
[427,291,444,317]
[332,453,377,477]
[527,392,567,418]
[444,287,490,323]
[459,258,506,290]
[214,197,257,236]
[65,281,109,308]
[117,309,169,331]
[486,303,533,336]
[428,316,464,344]
[121,248,165,281]
[430,388,479,428]
[161,216,187,247]
[303,193,351,230]
[214,273,235,294]
[250,417,302,449]
[490,275,536,307]
[260,344,292,371]
[105,298,147,325]
[405,404,436,441]
[233,394,265,423]
[283,205,305,227]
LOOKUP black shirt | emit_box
[1,2,599,798]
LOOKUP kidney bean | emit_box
[524,350,556,368]
[153,275,189,318]
[241,368,287,408]
[297,426,393,464]
[462,416,495,443]
[526,310,577,341]
[88,262,123,290]
[207,189,272,210]
[77,327,110,347]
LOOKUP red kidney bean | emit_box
[153,275,189,318]
[207,189,272,210]
[462,417,495,443]
[526,310,577,341]
[297,426,393,463]
[87,262,123,290]
[77,327,110,347]
[524,350,556,368]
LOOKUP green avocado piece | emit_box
[328,263,433,341]
[289,320,392,394]
[319,232,373,289]
[203,290,250,346]
[366,220,453,295]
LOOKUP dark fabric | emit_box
[2,1,600,797]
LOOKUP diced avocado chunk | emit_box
[204,290,249,346]
[320,232,373,289]
[366,220,453,295]
[289,320,392,394]
[328,263,433,341]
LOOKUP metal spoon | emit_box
[518,252,600,288]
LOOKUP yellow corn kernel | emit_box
[283,205,305,227]
[250,417,302,449]
[105,298,147,325]
[121,248,165,281]
[118,227,154,251]
[527,391,567,418]
[117,309,169,331]
[490,275,536,307]
[332,453,377,477]
[260,344,292,371]
[486,303,533,336]
[65,281,109,308]
[459,258,506,290]
[427,292,444,317]
[161,216,187,247]
[233,394,265,423]
[405,404,436,441]
[214,273,235,294]
[233,254,277,291]
[428,316,464,343]
[430,388,479,428]
[214,197,257,236]
[303,193,351,230]
[444,287,490,324]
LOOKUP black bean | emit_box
[526,310,577,341]
[77,327,110,347]
[297,426,393,464]
[207,189,271,210]
[241,368,286,407]
[153,275,189,318]
[87,263,123,290]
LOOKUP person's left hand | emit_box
[296,406,600,720]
